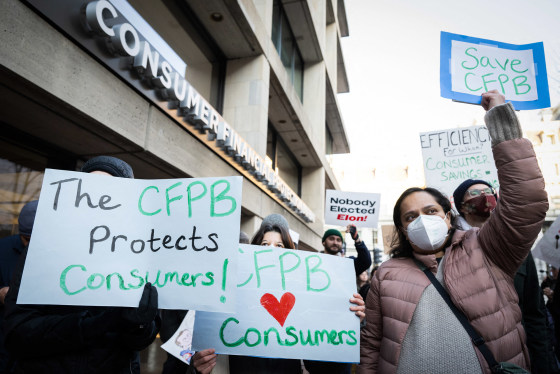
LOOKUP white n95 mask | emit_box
[405,214,449,254]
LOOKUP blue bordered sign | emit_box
[440,31,550,110]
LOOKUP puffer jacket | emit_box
[359,136,548,373]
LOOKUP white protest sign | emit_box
[192,244,359,363]
[161,311,197,365]
[419,125,499,207]
[532,216,560,268]
[18,169,241,311]
[451,41,538,101]
[324,190,380,228]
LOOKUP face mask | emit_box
[405,214,450,254]
[462,195,497,218]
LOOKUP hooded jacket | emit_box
[359,111,548,373]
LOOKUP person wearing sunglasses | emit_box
[452,180,497,230]
[453,179,557,374]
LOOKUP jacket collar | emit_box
[412,229,467,273]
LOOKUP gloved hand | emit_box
[81,308,121,339]
[121,282,158,329]
[347,224,359,242]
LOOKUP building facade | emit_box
[0,0,351,251]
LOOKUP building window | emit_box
[272,0,304,101]
[325,124,334,155]
[266,124,302,195]
[0,124,79,237]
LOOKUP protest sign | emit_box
[532,216,560,268]
[419,125,498,207]
[17,169,241,311]
[161,311,197,365]
[192,244,359,363]
[325,190,381,228]
[440,31,550,110]
[381,224,395,254]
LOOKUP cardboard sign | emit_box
[532,216,560,268]
[324,190,381,228]
[419,125,499,207]
[161,311,197,365]
[18,169,241,311]
[440,31,550,110]
[192,244,359,363]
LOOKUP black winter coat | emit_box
[3,249,160,373]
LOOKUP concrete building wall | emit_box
[0,0,351,252]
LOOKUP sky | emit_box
[334,0,560,221]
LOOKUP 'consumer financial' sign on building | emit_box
[25,0,315,223]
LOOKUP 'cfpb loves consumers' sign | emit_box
[324,190,381,228]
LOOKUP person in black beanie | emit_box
[3,156,160,374]
[452,179,497,230]
[453,179,558,374]
[80,155,134,179]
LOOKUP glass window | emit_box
[293,49,303,100]
[0,128,78,238]
[0,141,46,237]
[325,124,334,155]
[271,0,304,102]
[276,141,300,193]
[266,124,301,195]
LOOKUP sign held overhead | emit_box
[440,31,550,110]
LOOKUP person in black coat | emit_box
[3,156,160,374]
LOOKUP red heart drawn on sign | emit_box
[260,292,296,327]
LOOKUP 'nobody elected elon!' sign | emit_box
[18,169,241,312]
[324,190,381,228]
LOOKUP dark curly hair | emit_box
[390,187,454,258]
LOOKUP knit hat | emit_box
[239,231,250,244]
[322,229,343,243]
[261,214,290,232]
[81,156,134,179]
[453,179,494,216]
[18,200,39,237]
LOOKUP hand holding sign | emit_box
[121,282,158,328]
[193,244,360,363]
[440,31,550,110]
[192,349,217,374]
[481,90,506,112]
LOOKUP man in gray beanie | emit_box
[4,157,159,374]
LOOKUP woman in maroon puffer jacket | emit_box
[359,91,549,374]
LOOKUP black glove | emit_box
[121,282,158,328]
[348,225,359,241]
[81,308,121,339]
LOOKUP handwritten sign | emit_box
[192,244,359,363]
[419,125,499,207]
[532,216,560,268]
[17,169,241,311]
[324,190,381,228]
[161,311,197,365]
[440,31,550,110]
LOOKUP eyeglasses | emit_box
[466,187,494,197]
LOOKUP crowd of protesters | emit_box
[0,90,559,374]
